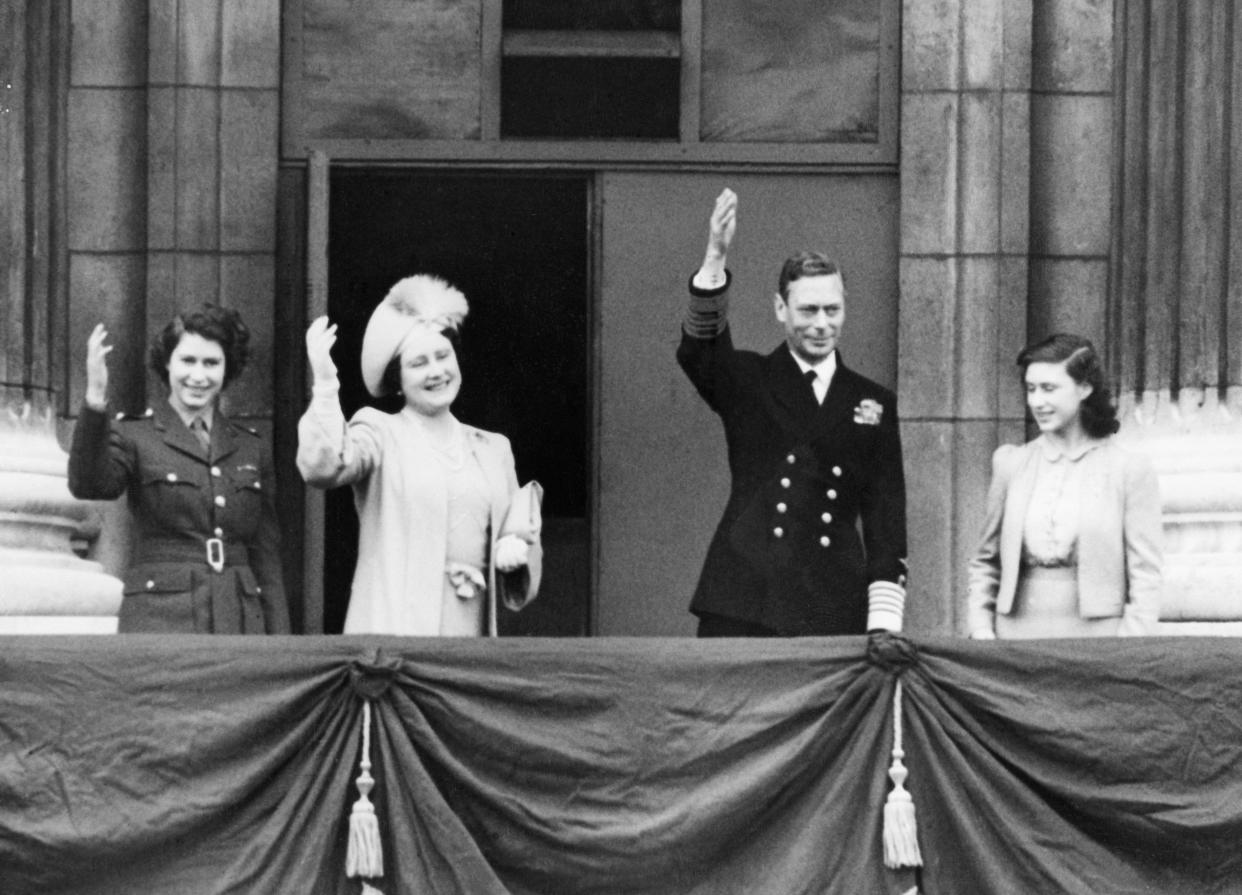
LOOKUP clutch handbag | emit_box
[496,480,543,611]
[499,480,543,541]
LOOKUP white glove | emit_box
[493,535,530,572]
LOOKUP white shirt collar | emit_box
[1037,434,1106,463]
[790,349,837,385]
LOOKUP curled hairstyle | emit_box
[380,325,463,399]
[778,251,845,301]
[1017,332,1119,438]
[148,304,251,389]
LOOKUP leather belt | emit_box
[134,539,251,573]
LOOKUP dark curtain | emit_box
[2,634,1241,895]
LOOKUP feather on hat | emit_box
[360,275,469,397]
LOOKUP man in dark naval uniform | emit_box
[677,188,908,637]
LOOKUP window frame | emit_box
[281,0,900,168]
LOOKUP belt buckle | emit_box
[206,537,225,573]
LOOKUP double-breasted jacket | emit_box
[677,316,907,635]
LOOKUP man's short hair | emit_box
[778,252,845,300]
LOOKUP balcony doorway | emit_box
[322,170,592,635]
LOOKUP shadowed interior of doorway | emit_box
[324,170,591,635]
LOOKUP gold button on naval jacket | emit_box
[166,473,177,482]
[214,495,226,508]
[776,502,787,513]
[786,454,796,464]
[820,536,831,547]
[822,512,832,524]
[832,466,842,477]
[213,527,223,537]
[827,489,838,500]
[780,477,791,488]
[146,580,155,589]
[211,466,221,477]
[773,527,784,538]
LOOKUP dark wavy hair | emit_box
[777,251,845,301]
[148,304,251,389]
[379,325,463,398]
[1017,332,1118,438]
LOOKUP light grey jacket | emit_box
[967,436,1163,637]
[297,384,541,636]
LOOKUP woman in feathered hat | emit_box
[297,275,542,635]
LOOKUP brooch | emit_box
[854,399,883,425]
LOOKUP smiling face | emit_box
[398,326,461,417]
[1025,360,1092,437]
[166,332,226,415]
[774,273,845,364]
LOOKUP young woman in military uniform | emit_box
[68,305,290,634]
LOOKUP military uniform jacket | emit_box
[68,401,290,634]
[677,323,907,635]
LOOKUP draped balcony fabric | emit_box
[2,634,1241,894]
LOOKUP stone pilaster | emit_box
[1028,0,1115,341]
[899,0,1032,633]
[67,0,282,419]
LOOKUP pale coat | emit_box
[967,436,1163,637]
[297,389,541,636]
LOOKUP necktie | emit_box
[190,417,210,454]
[806,369,824,405]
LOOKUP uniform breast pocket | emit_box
[228,468,266,515]
[142,468,201,491]
[139,469,203,527]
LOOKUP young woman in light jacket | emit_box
[967,333,1162,639]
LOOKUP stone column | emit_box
[0,1,121,632]
[1110,0,1242,633]
[899,0,1032,633]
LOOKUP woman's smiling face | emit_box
[1025,360,1092,437]
[166,332,226,415]
[398,327,460,416]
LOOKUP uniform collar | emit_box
[168,399,215,433]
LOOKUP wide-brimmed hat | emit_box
[359,275,469,397]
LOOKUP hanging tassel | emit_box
[347,700,385,880]
[882,679,923,869]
